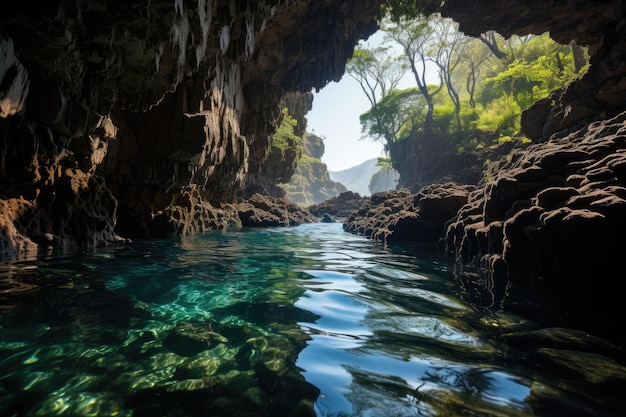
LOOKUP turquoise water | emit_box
[0,223,624,417]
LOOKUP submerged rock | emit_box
[502,327,623,360]
[444,111,626,344]
[531,348,626,385]
[163,322,228,357]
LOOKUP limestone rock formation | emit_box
[238,193,317,227]
[0,0,381,257]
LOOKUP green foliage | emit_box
[270,108,302,153]
[280,132,346,205]
[498,135,513,144]
[375,157,394,171]
[480,33,583,109]
[431,101,455,135]
[459,101,480,131]
[347,46,408,110]
[350,14,589,185]
[476,94,521,136]
[359,87,425,142]
[297,153,317,165]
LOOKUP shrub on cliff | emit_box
[264,108,304,183]
[280,133,347,205]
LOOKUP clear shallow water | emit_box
[0,223,624,417]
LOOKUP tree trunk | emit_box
[571,42,587,73]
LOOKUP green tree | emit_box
[270,108,302,152]
[347,46,407,110]
[385,16,443,138]
[349,8,589,187]
[359,87,425,143]
[431,16,471,135]
[479,33,586,108]
[346,45,407,143]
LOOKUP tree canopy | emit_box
[346,11,589,186]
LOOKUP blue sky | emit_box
[306,75,386,172]
[305,32,387,172]
[306,29,425,172]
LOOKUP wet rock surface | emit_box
[163,322,228,357]
[343,111,626,344]
[443,111,626,340]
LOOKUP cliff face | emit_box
[281,132,348,205]
[0,0,381,256]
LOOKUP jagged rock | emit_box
[238,194,317,227]
[308,191,367,221]
[344,184,475,242]
[116,185,242,238]
[2,0,626,258]
[0,35,29,118]
[444,111,626,343]
[281,132,347,205]
[319,213,338,223]
[0,199,37,257]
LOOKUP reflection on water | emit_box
[0,223,624,417]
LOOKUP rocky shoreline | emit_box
[314,110,626,347]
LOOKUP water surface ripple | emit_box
[0,223,624,417]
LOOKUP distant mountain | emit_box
[329,158,397,196]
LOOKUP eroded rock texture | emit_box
[344,184,476,242]
[1,0,626,344]
[0,0,381,256]
[309,191,367,221]
[444,111,626,337]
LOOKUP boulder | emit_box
[344,184,475,243]
[238,194,317,227]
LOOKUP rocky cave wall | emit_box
[0,0,381,256]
